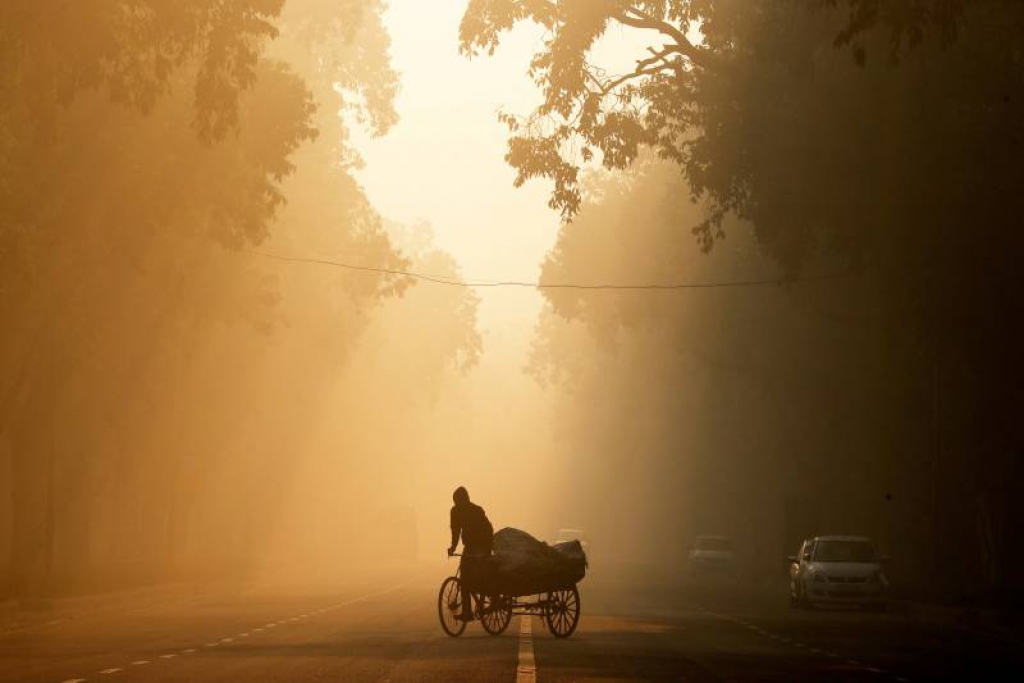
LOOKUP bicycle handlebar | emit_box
[447,551,489,558]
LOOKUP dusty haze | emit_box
[3,0,1023,620]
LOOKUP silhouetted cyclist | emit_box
[447,486,493,621]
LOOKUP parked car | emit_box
[788,535,888,609]
[687,535,737,578]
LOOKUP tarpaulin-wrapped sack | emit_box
[479,528,587,596]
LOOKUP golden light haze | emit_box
[4,1,1020,626]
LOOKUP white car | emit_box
[687,535,737,578]
[554,528,590,555]
[789,535,888,609]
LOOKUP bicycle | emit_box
[437,553,580,638]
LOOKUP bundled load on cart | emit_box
[484,527,587,596]
[438,527,588,638]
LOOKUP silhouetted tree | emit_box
[0,1,480,597]
[469,1,1024,600]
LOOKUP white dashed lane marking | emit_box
[59,580,412,683]
[516,616,537,683]
[698,606,906,681]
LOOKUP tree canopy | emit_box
[0,0,481,596]
[458,1,994,267]
[473,0,1024,598]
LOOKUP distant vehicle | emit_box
[687,535,737,578]
[554,528,589,555]
[788,535,888,610]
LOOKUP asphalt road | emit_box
[1,565,1021,682]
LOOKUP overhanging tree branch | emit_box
[614,7,711,69]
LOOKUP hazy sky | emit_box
[353,2,556,331]
[353,2,653,335]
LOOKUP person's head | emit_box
[453,486,470,506]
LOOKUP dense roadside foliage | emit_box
[0,1,479,596]
[530,161,903,580]
[468,1,1024,601]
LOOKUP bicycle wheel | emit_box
[478,594,513,636]
[544,586,581,638]
[438,576,467,637]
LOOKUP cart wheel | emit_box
[477,594,513,636]
[545,586,581,638]
[438,576,467,637]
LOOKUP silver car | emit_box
[789,535,888,609]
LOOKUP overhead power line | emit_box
[252,251,852,290]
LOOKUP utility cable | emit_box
[251,251,853,290]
